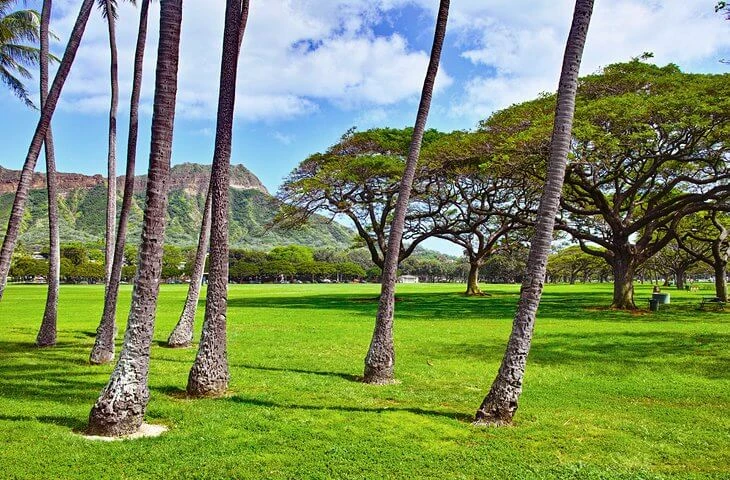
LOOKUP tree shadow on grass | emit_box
[0,414,87,432]
[229,395,474,423]
[237,363,361,382]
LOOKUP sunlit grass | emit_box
[0,282,727,479]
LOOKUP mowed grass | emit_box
[0,282,728,479]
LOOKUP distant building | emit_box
[398,275,419,284]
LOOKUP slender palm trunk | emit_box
[87,0,183,436]
[104,4,120,286]
[363,0,449,384]
[0,0,95,301]
[474,0,594,426]
[168,187,212,348]
[90,0,150,365]
[187,0,249,397]
[36,0,60,347]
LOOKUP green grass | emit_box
[0,282,728,479]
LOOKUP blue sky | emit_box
[1,1,728,253]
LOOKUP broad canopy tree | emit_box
[484,60,730,309]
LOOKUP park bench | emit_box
[700,296,726,311]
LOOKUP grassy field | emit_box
[0,282,728,479]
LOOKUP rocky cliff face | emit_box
[0,162,269,196]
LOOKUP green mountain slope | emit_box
[0,164,353,250]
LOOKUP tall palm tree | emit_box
[167,186,211,348]
[186,0,249,397]
[90,0,150,365]
[474,0,595,426]
[87,0,183,437]
[363,0,449,384]
[35,0,59,347]
[0,0,41,108]
[0,0,96,302]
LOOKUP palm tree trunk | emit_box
[474,0,594,426]
[36,0,60,347]
[87,0,183,437]
[90,0,150,365]
[0,0,95,302]
[168,186,212,348]
[187,0,249,397]
[363,0,449,384]
[104,3,120,286]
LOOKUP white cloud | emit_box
[49,0,453,122]
[272,131,294,145]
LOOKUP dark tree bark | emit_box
[36,0,60,348]
[103,0,120,286]
[0,0,96,301]
[186,0,249,398]
[90,0,150,365]
[715,264,728,302]
[87,0,183,436]
[675,270,686,290]
[475,0,594,426]
[363,0,449,384]
[611,253,636,309]
[168,186,212,348]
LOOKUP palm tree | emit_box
[87,0,183,437]
[90,0,150,365]
[474,0,595,426]
[35,0,59,347]
[363,0,450,384]
[98,0,131,287]
[0,0,41,108]
[0,0,96,302]
[167,186,211,348]
[186,0,249,397]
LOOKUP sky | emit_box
[0,0,728,254]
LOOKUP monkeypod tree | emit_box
[278,127,450,270]
[547,245,606,284]
[485,60,730,309]
[676,211,729,301]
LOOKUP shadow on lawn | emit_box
[229,395,474,423]
[434,330,730,380]
[237,363,361,382]
[0,414,87,431]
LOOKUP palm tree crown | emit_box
[0,0,43,107]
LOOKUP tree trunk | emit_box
[715,264,728,302]
[474,0,594,426]
[90,0,150,365]
[36,0,59,348]
[465,261,483,296]
[611,255,636,309]
[187,0,249,398]
[364,0,449,385]
[168,186,212,348]
[87,0,182,436]
[675,269,686,290]
[0,0,95,301]
[104,4,120,286]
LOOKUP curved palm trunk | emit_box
[87,0,183,436]
[168,187,212,348]
[90,0,150,365]
[104,3,120,286]
[475,0,594,426]
[187,0,249,397]
[36,0,60,347]
[0,0,95,302]
[363,0,449,384]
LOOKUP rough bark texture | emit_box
[715,264,728,302]
[611,255,636,309]
[187,0,248,398]
[475,0,594,426]
[36,0,59,348]
[104,3,119,286]
[168,186,212,348]
[87,0,182,436]
[0,0,95,301]
[90,0,150,365]
[363,0,449,385]
[465,261,483,296]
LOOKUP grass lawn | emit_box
[0,282,728,479]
